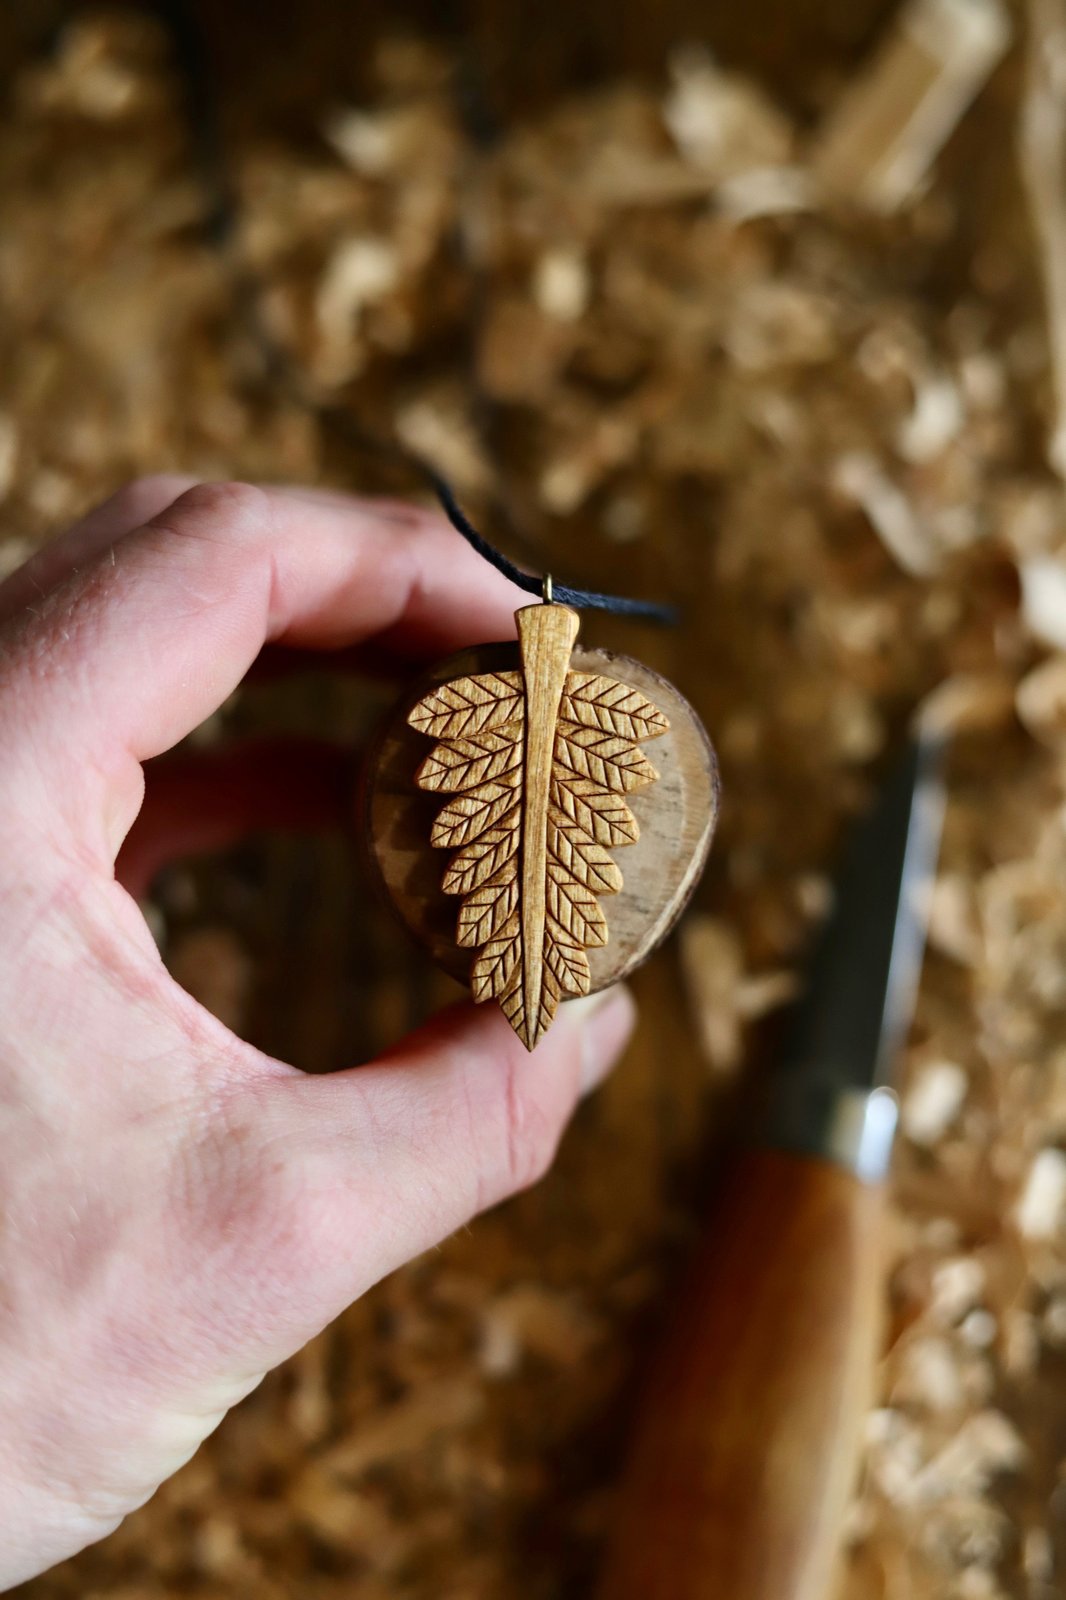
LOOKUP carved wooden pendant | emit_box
[361,617,719,1050]
[408,603,670,1048]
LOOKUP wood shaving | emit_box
[1021,0,1066,477]
[1020,555,1066,651]
[0,8,1063,1597]
[902,1060,969,1146]
[811,0,1010,212]
[1016,1149,1066,1240]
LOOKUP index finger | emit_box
[0,482,523,855]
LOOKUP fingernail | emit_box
[564,984,636,1096]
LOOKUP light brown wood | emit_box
[516,603,580,1045]
[406,602,670,1048]
[597,1150,885,1600]
[362,627,718,1040]
[809,0,1009,214]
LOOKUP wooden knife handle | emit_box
[597,1149,884,1600]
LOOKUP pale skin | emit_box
[0,479,635,1587]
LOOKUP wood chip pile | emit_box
[2,4,1065,1595]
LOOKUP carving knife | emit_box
[597,732,946,1600]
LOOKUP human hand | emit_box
[0,479,634,1587]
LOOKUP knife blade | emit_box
[762,728,946,1182]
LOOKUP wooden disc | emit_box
[360,639,720,997]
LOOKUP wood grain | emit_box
[596,1150,885,1600]
[516,603,580,1045]
[407,603,673,1048]
[362,635,718,1024]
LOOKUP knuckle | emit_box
[160,480,272,539]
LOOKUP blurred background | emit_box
[2,0,1066,1595]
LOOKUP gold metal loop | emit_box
[542,573,553,605]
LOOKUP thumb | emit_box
[233,987,635,1361]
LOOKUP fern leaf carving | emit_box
[554,724,659,792]
[550,776,639,847]
[416,725,523,793]
[456,860,519,947]
[428,776,520,849]
[409,672,523,739]
[441,811,520,895]
[545,862,608,948]
[409,612,668,1048]
[470,913,521,1000]
[559,674,670,741]
[544,938,591,995]
[546,819,623,895]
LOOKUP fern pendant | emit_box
[408,604,669,1049]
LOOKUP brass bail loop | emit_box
[542,573,553,605]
